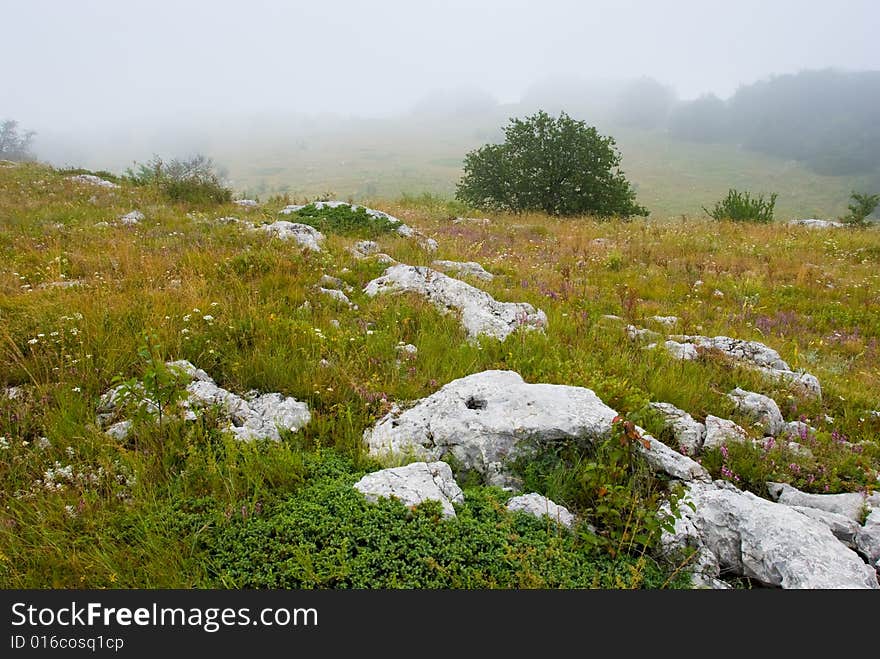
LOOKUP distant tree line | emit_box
[665,70,880,176]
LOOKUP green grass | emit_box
[1,161,879,588]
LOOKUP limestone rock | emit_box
[649,402,705,455]
[67,174,119,189]
[790,506,860,547]
[788,218,845,228]
[353,461,464,518]
[506,493,575,528]
[119,210,144,226]
[667,481,878,589]
[364,370,708,484]
[703,415,750,450]
[258,221,324,251]
[233,199,259,208]
[432,260,494,281]
[727,387,786,437]
[767,482,879,523]
[364,264,546,341]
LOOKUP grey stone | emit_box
[432,260,494,281]
[790,506,860,547]
[667,481,878,589]
[257,221,324,251]
[364,264,546,341]
[67,174,119,189]
[233,199,259,208]
[766,482,879,523]
[506,493,575,528]
[649,402,705,455]
[319,287,353,306]
[728,387,786,437]
[855,509,880,565]
[364,370,708,484]
[703,415,749,450]
[119,210,144,225]
[353,461,464,518]
[788,218,845,228]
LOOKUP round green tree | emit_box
[456,110,648,218]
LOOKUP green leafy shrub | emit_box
[195,450,688,588]
[703,188,777,223]
[289,203,399,237]
[456,110,648,218]
[839,191,879,227]
[513,417,681,559]
[126,154,232,205]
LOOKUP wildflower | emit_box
[183,314,191,322]
[28,338,38,345]
[64,505,77,518]
[0,437,8,450]
[202,315,214,322]
[720,445,729,460]
[72,387,81,393]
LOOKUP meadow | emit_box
[1,161,878,588]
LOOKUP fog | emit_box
[3,0,879,174]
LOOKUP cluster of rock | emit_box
[350,369,878,588]
[365,264,546,341]
[257,221,325,251]
[97,360,310,442]
[67,174,119,189]
[788,218,845,228]
[632,327,822,399]
[431,260,494,281]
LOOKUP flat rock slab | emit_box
[98,360,310,442]
[432,260,494,281]
[364,264,546,341]
[668,481,878,589]
[506,493,575,528]
[767,482,879,522]
[353,461,464,518]
[364,370,707,485]
[67,174,119,189]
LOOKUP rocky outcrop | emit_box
[119,210,144,226]
[97,360,310,442]
[767,482,879,523]
[363,370,708,486]
[788,218,845,228]
[855,509,880,566]
[506,493,575,528]
[431,260,494,281]
[257,221,324,251]
[664,480,879,589]
[364,265,546,341]
[649,402,705,455]
[280,201,415,237]
[789,506,860,547]
[703,415,750,450]
[727,387,786,436]
[67,174,119,189]
[353,461,464,518]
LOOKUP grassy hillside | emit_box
[1,162,878,588]
[210,120,877,220]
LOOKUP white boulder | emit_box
[258,221,324,251]
[506,493,575,528]
[353,461,464,518]
[649,402,705,455]
[727,387,786,437]
[432,260,494,281]
[364,264,546,342]
[703,415,750,450]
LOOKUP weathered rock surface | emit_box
[319,275,352,291]
[649,402,705,455]
[67,174,119,189]
[318,287,353,306]
[767,482,879,523]
[364,370,708,485]
[506,493,575,528]
[431,260,494,281]
[855,509,880,565]
[665,335,822,398]
[364,264,546,341]
[790,506,860,547]
[703,415,750,450]
[727,387,786,437]
[626,325,662,342]
[233,199,259,208]
[788,218,845,228]
[353,461,464,518]
[257,221,324,251]
[648,315,679,328]
[666,481,878,589]
[98,360,310,442]
[119,210,144,226]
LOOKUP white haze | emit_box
[3,0,878,170]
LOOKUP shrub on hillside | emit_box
[456,110,648,218]
[126,154,232,205]
[702,188,777,223]
[290,203,399,237]
[839,191,879,227]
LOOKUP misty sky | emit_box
[4,0,879,131]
